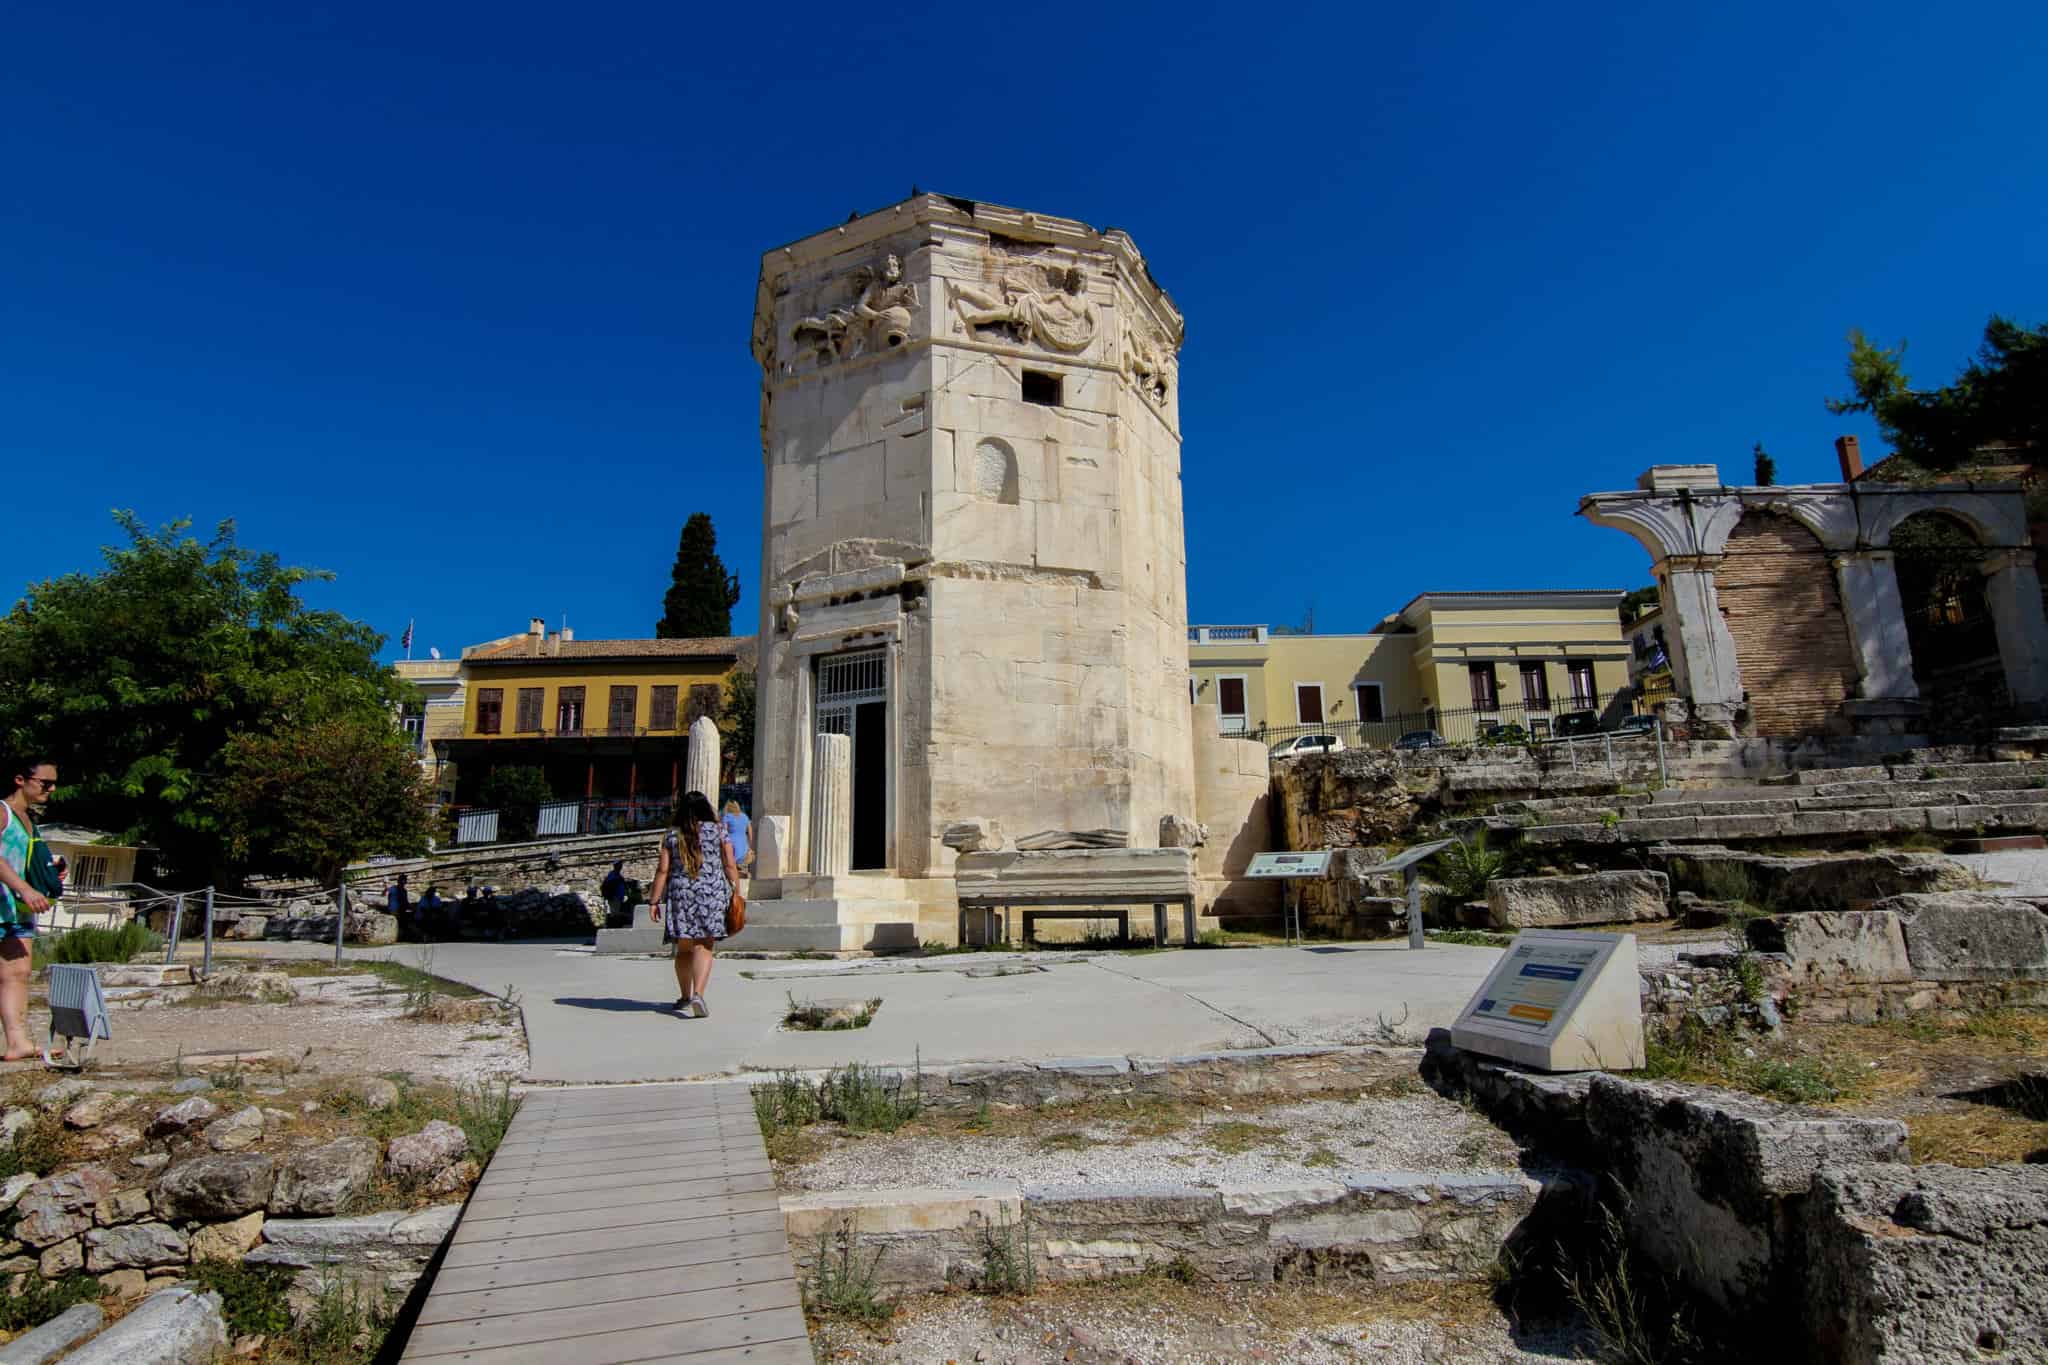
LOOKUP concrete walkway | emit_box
[381,940,1504,1084]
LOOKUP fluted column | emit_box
[685,716,721,801]
[807,733,852,877]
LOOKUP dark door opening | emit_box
[851,700,887,870]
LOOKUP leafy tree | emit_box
[212,716,432,888]
[1826,316,2047,471]
[1620,585,1660,623]
[474,765,553,843]
[656,514,742,639]
[0,514,411,883]
[720,669,757,782]
[1752,442,1776,487]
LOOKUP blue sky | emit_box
[8,2,2044,655]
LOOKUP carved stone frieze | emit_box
[1122,317,1176,404]
[950,263,1098,354]
[786,254,921,373]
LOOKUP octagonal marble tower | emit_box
[749,194,1194,899]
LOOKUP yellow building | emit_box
[393,657,465,797]
[440,620,753,814]
[1188,591,1632,743]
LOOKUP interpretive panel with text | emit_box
[1450,930,1644,1071]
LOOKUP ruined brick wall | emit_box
[1718,512,1858,737]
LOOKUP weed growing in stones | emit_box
[1689,860,1756,907]
[1037,1130,1096,1152]
[1428,929,1515,948]
[1303,1146,1341,1169]
[1559,1194,1706,1365]
[299,1271,395,1363]
[805,1221,892,1326]
[977,1212,1038,1295]
[1732,952,1767,1006]
[782,994,881,1031]
[753,1071,822,1136]
[1201,1121,1286,1154]
[454,1077,520,1161]
[0,1274,102,1334]
[1641,1017,1848,1104]
[819,1061,921,1132]
[1158,1254,1201,1286]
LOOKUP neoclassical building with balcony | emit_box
[440,619,753,811]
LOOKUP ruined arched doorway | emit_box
[1891,511,2005,724]
[1717,511,1859,735]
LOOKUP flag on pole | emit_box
[400,619,414,658]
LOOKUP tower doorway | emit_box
[816,648,890,870]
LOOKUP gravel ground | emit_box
[783,1088,1524,1191]
[810,1281,1582,1364]
[0,967,527,1088]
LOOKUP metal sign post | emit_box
[333,885,346,966]
[1351,839,1454,949]
[1246,851,1334,944]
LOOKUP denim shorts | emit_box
[0,916,37,941]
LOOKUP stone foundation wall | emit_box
[782,1172,1539,1293]
[1191,704,1280,922]
[1425,1036,2048,1362]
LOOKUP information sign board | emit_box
[1246,851,1332,879]
[1450,930,1643,1072]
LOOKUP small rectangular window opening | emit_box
[1021,370,1063,406]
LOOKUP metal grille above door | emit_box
[818,649,887,705]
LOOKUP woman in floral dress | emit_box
[649,790,739,1018]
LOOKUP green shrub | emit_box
[818,1062,920,1133]
[753,1071,822,1136]
[1690,860,1756,906]
[0,1274,102,1333]
[42,920,160,966]
[1562,1195,1705,1365]
[297,1270,394,1362]
[1434,832,1506,902]
[188,1261,296,1338]
[0,1104,64,1182]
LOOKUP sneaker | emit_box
[689,994,709,1019]
[672,997,690,1014]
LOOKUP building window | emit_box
[1296,683,1324,725]
[1021,370,1063,406]
[687,683,722,726]
[650,685,678,731]
[608,685,638,736]
[476,688,503,735]
[1568,660,1596,708]
[1354,683,1385,722]
[1217,676,1248,733]
[1468,664,1499,712]
[1520,664,1550,710]
[399,710,425,752]
[515,688,543,734]
[556,686,585,737]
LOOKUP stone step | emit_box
[1515,799,2048,847]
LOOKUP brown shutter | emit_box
[476,688,503,735]
[515,687,543,733]
[608,686,638,735]
[1217,677,1246,717]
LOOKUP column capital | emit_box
[1983,548,2038,575]
[1657,554,1724,575]
[1832,549,1896,569]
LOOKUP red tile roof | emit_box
[465,635,755,666]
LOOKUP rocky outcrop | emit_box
[384,1121,468,1182]
[153,1153,276,1221]
[1485,871,1670,928]
[12,1167,121,1247]
[270,1137,379,1217]
[1271,750,1427,852]
[58,1284,227,1365]
[1656,846,1974,911]
[145,1097,219,1139]
[83,1221,188,1271]
[1805,1163,2048,1364]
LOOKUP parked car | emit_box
[1609,714,1657,736]
[1393,730,1446,751]
[1477,721,1529,745]
[1269,733,1346,761]
[1552,710,1601,738]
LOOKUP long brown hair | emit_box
[675,790,717,878]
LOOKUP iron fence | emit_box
[1243,690,1642,751]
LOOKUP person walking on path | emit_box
[650,790,738,1018]
[721,800,753,875]
[1,756,58,1063]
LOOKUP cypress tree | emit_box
[656,513,742,638]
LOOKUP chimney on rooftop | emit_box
[547,630,561,657]
[1835,435,1864,481]
[561,627,573,642]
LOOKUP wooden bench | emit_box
[958,892,1198,948]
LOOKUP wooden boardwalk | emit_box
[400,1083,812,1364]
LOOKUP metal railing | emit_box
[1241,691,1641,751]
